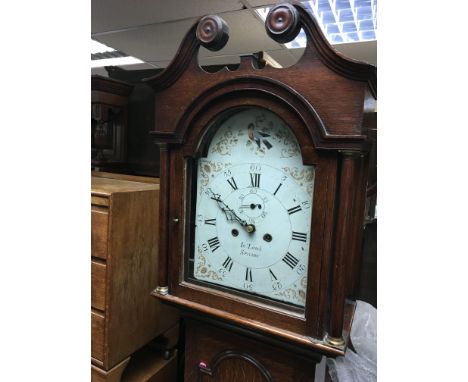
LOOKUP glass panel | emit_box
[187,107,315,308]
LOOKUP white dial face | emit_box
[192,107,315,307]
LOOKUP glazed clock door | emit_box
[188,107,315,307]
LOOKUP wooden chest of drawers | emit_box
[91,174,179,380]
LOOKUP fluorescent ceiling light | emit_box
[91,38,145,68]
[91,39,116,54]
[91,56,144,68]
[256,0,377,47]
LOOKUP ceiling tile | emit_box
[333,40,377,66]
[199,55,241,66]
[288,40,377,66]
[92,0,246,34]
[94,18,197,62]
[243,0,281,7]
[199,10,282,57]
[95,9,283,64]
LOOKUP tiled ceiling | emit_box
[91,0,376,76]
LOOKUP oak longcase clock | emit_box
[145,2,376,381]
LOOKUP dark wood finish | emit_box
[145,1,376,379]
[357,220,377,308]
[91,76,133,168]
[121,348,178,382]
[91,357,131,382]
[91,174,180,377]
[329,153,358,338]
[92,75,161,178]
[157,144,169,290]
[266,3,301,43]
[185,318,317,382]
[155,293,355,358]
[346,155,369,299]
[196,15,229,51]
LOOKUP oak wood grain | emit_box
[91,207,109,260]
[91,176,180,371]
[91,176,159,196]
[92,196,109,207]
[91,311,105,362]
[91,260,106,312]
[91,171,160,184]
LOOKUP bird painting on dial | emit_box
[247,123,272,152]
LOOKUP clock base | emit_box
[184,317,321,382]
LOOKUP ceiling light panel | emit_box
[90,56,144,68]
[91,38,145,68]
[91,39,116,54]
[256,0,377,47]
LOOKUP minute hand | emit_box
[207,189,255,233]
[210,195,246,225]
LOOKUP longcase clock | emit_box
[145,2,376,381]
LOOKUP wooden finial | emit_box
[196,15,229,51]
[265,3,301,44]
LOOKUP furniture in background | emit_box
[92,74,161,178]
[91,76,133,170]
[91,172,179,381]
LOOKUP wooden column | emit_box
[327,152,360,344]
[156,143,169,294]
[348,155,369,298]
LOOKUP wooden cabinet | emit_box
[91,173,179,380]
[185,318,319,382]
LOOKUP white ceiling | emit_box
[91,0,376,76]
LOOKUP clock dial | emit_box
[192,107,315,307]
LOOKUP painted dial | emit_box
[192,107,315,307]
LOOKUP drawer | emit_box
[91,195,109,207]
[91,261,106,311]
[91,311,105,362]
[91,207,108,260]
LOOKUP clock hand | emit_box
[239,204,262,210]
[207,189,256,233]
[209,193,246,224]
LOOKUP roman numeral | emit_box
[269,269,277,281]
[222,257,233,272]
[226,177,238,190]
[292,231,307,242]
[204,218,216,226]
[245,267,253,282]
[273,183,283,196]
[207,237,220,252]
[287,205,302,215]
[282,252,299,269]
[249,173,261,188]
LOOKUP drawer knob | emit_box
[173,218,179,223]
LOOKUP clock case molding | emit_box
[145,1,376,358]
